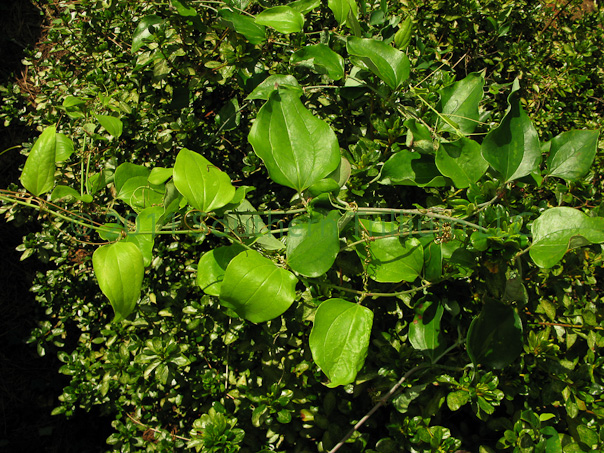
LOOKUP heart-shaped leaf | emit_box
[545,129,599,182]
[173,148,236,212]
[309,298,373,387]
[93,241,144,322]
[481,79,541,182]
[248,86,340,192]
[346,37,410,89]
[21,126,57,196]
[436,137,488,188]
[530,207,604,268]
[220,250,298,323]
[437,71,485,134]
[197,244,247,296]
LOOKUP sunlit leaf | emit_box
[197,244,247,296]
[327,0,358,26]
[94,114,123,138]
[55,133,75,162]
[290,44,345,80]
[125,206,164,267]
[255,6,304,34]
[219,9,266,44]
[437,71,485,134]
[20,126,56,196]
[246,74,301,100]
[132,15,163,52]
[380,150,447,187]
[346,37,409,89]
[436,137,488,188]
[545,130,599,182]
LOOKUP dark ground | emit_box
[0,1,111,451]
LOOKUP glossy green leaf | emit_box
[93,241,144,322]
[255,6,304,34]
[380,150,447,187]
[467,299,523,369]
[354,219,423,283]
[173,148,236,212]
[481,79,541,182]
[219,9,266,45]
[55,133,74,162]
[545,130,599,182]
[148,167,173,185]
[116,171,165,212]
[530,207,604,268]
[287,211,340,277]
[309,298,373,387]
[171,0,197,16]
[327,0,358,25]
[220,250,298,323]
[132,15,163,52]
[62,95,86,119]
[246,74,301,100]
[248,86,340,192]
[290,44,345,80]
[409,300,445,361]
[346,37,410,89]
[437,72,485,134]
[50,185,92,203]
[436,138,488,188]
[224,199,285,250]
[94,114,123,138]
[125,206,164,267]
[197,244,247,296]
[289,0,320,14]
[540,426,562,453]
[20,126,56,196]
[115,163,149,193]
[98,223,126,242]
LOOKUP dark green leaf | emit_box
[545,130,599,182]
[132,15,163,52]
[436,138,488,188]
[380,150,447,187]
[291,44,345,80]
[437,72,485,134]
[409,300,445,361]
[346,37,410,89]
[219,9,266,45]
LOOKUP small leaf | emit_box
[197,244,247,296]
[447,390,470,411]
[287,211,340,277]
[481,79,541,182]
[466,299,523,369]
[132,15,163,52]
[246,74,301,100]
[530,207,604,268]
[94,114,123,138]
[309,298,373,387]
[50,185,92,203]
[248,86,340,192]
[290,44,345,80]
[173,148,236,212]
[437,72,485,134]
[436,138,488,188]
[540,426,562,453]
[255,6,304,34]
[346,37,410,89]
[21,126,56,196]
[409,300,445,361]
[220,250,298,323]
[93,242,144,322]
[219,9,266,45]
[545,130,599,182]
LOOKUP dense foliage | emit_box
[2,0,604,452]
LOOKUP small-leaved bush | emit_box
[2,0,604,452]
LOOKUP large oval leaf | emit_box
[346,37,410,89]
[173,148,236,212]
[219,9,266,45]
[437,72,485,134]
[409,300,445,362]
[197,244,247,296]
[481,79,541,182]
[248,86,340,192]
[327,0,358,26]
[287,211,340,277]
[255,6,304,34]
[467,299,523,369]
[21,126,57,196]
[380,150,447,187]
[93,241,144,322]
[545,129,599,182]
[290,44,345,80]
[309,298,373,387]
[436,137,488,188]
[220,250,298,323]
[530,207,604,268]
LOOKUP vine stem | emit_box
[323,281,434,298]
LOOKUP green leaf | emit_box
[125,206,164,267]
[290,44,345,80]
[114,165,164,212]
[287,211,340,277]
[219,9,266,45]
[540,426,562,453]
[62,95,86,119]
[545,130,599,182]
[437,72,485,134]
[197,244,247,296]
[115,163,150,193]
[148,167,173,185]
[220,250,298,322]
[353,219,423,283]
[380,150,447,187]
[20,126,56,196]
[481,79,541,182]
[173,148,236,212]
[409,300,445,361]
[98,223,126,242]
[50,185,92,203]
[255,6,304,34]
[248,86,340,192]
[447,390,470,411]
[436,138,488,188]
[246,74,301,101]
[224,199,285,250]
[132,15,163,53]
[93,241,144,322]
[171,0,197,16]
[55,133,74,162]
[346,37,410,89]
[327,0,358,25]
[466,299,523,369]
[289,0,321,14]
[530,207,604,268]
[94,114,123,138]
[309,298,373,387]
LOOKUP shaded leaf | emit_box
[545,129,599,182]
[380,150,447,187]
[409,300,445,361]
[132,15,163,52]
[219,9,266,45]
[436,137,488,188]
[346,37,409,89]
[291,44,345,80]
